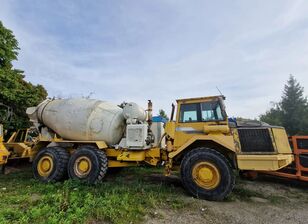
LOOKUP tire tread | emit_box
[68,145,108,184]
[180,147,235,201]
[33,146,69,182]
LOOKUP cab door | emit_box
[173,100,227,149]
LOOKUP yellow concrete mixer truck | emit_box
[0,95,293,201]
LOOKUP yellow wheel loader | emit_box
[0,125,10,172]
[2,95,293,201]
[0,126,39,173]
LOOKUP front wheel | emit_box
[180,147,235,201]
[68,146,108,184]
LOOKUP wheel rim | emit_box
[192,161,221,190]
[37,155,54,177]
[74,156,92,178]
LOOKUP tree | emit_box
[259,103,283,126]
[260,75,308,135]
[0,21,19,68]
[158,109,169,120]
[0,21,47,129]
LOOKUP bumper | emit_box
[237,154,294,171]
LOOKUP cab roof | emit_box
[176,95,226,103]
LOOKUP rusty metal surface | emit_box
[260,136,308,182]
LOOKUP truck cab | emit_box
[172,95,233,151]
[164,95,293,200]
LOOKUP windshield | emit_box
[180,100,226,123]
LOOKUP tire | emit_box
[180,147,235,201]
[68,146,108,184]
[32,146,69,182]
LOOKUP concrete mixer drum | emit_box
[26,98,126,146]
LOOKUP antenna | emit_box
[216,86,226,100]
[216,86,223,96]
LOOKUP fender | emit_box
[168,134,235,159]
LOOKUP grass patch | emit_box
[267,195,287,204]
[0,166,187,224]
[226,184,265,202]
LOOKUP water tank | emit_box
[27,98,125,145]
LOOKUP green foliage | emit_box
[0,21,47,129]
[158,109,169,120]
[259,103,284,127]
[260,75,308,135]
[0,21,19,68]
[228,185,264,201]
[0,166,187,224]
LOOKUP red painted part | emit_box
[261,136,308,182]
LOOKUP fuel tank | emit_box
[26,98,125,145]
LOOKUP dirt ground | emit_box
[144,174,308,224]
[2,165,308,224]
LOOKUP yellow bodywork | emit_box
[0,125,10,165]
[3,129,37,162]
[233,127,293,170]
[165,95,293,172]
[237,154,293,171]
[168,134,235,158]
[0,95,293,174]
[2,125,162,168]
[271,128,292,154]
[0,147,9,165]
[165,96,235,161]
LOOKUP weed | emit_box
[0,166,186,224]
[267,195,287,204]
[227,184,265,202]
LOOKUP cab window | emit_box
[201,101,224,121]
[179,101,225,123]
[180,103,199,122]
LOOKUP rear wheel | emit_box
[180,147,235,201]
[68,146,108,184]
[33,147,69,182]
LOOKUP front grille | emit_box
[238,128,274,153]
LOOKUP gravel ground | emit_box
[144,175,308,224]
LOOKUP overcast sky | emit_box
[1,0,308,118]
